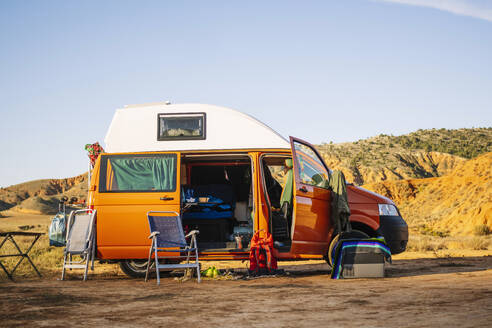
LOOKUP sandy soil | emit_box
[1,256,491,328]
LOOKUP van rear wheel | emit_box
[326,230,369,267]
[119,259,151,278]
[119,259,180,278]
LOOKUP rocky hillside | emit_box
[0,174,88,214]
[317,128,490,185]
[364,152,492,236]
[393,127,491,159]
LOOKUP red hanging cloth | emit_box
[249,230,278,274]
[85,142,104,168]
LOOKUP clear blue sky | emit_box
[1,0,491,187]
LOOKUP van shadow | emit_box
[69,256,490,281]
[384,256,491,278]
[276,256,491,279]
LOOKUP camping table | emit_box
[0,232,43,280]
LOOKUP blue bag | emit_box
[49,212,67,247]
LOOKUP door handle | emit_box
[160,197,174,201]
[299,186,308,193]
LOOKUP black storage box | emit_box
[341,248,385,278]
[331,239,391,279]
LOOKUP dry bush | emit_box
[446,237,490,250]
[463,237,490,250]
[407,235,447,252]
[446,240,464,250]
[408,234,492,252]
[473,224,491,236]
[0,234,64,279]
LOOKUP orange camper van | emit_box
[87,103,408,277]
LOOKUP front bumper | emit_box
[377,215,408,254]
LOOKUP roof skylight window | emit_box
[157,113,206,141]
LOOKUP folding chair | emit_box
[145,211,200,284]
[61,209,96,281]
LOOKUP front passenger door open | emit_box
[289,137,333,255]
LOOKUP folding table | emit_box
[0,231,43,280]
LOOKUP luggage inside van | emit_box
[180,157,254,250]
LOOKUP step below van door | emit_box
[289,137,334,255]
[94,152,181,259]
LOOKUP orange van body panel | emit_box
[91,152,181,259]
[87,157,101,208]
[290,185,333,255]
[346,186,382,231]
[254,153,271,237]
[348,203,380,231]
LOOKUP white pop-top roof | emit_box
[104,103,290,153]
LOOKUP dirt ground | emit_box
[1,256,491,328]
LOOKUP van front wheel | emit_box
[326,230,369,267]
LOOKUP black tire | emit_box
[326,229,369,267]
[119,259,181,278]
[119,259,152,278]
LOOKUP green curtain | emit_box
[110,156,176,191]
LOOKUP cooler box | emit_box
[331,239,392,279]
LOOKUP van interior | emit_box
[180,153,294,252]
[180,154,254,251]
[261,155,293,251]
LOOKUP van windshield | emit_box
[99,154,177,192]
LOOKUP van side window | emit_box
[99,154,177,192]
[158,113,206,140]
[293,142,330,189]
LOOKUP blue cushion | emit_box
[183,211,233,219]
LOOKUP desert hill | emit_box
[363,152,492,236]
[0,174,88,214]
[392,127,491,159]
[317,127,490,185]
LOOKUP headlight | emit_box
[378,204,399,216]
